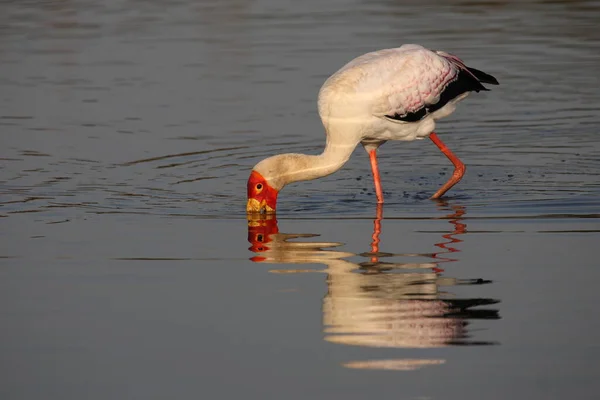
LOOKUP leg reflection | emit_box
[432,200,467,263]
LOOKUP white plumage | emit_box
[319,44,487,144]
[247,44,498,213]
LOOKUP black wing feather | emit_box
[386,66,499,123]
[467,67,499,85]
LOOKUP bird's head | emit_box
[246,170,279,214]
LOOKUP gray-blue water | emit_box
[1,1,599,399]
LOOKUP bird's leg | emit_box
[368,149,384,204]
[429,132,466,199]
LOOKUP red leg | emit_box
[429,132,466,199]
[369,149,384,204]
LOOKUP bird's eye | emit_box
[257,234,264,242]
[256,183,263,190]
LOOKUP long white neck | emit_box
[254,127,360,191]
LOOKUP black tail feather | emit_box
[467,67,499,85]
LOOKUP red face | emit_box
[246,170,278,213]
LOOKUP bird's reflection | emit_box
[247,203,500,370]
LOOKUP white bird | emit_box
[247,44,499,213]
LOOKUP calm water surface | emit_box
[1,0,599,399]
